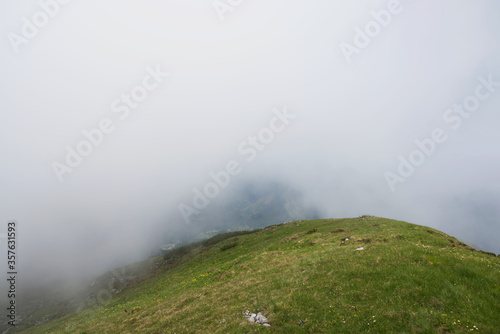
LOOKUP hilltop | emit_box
[17,217,500,333]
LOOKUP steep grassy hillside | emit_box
[21,217,500,333]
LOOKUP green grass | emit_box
[20,217,500,333]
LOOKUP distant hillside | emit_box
[16,217,500,333]
[162,180,320,246]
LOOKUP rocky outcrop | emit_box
[243,310,271,327]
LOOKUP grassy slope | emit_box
[22,217,500,333]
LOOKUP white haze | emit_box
[1,1,499,286]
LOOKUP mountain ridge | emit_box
[13,217,500,333]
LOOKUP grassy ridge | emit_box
[22,217,500,333]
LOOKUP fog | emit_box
[1,0,499,289]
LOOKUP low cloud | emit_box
[0,1,499,290]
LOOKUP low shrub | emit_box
[306,228,317,234]
[220,242,238,252]
[202,230,255,248]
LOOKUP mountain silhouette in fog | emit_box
[174,180,320,241]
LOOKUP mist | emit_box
[1,0,499,290]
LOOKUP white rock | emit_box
[355,247,364,251]
[244,310,270,326]
[255,312,268,324]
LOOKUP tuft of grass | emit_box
[202,230,255,248]
[306,228,317,234]
[219,242,238,252]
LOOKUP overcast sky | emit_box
[1,0,499,285]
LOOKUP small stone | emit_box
[255,312,268,324]
[247,314,257,323]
